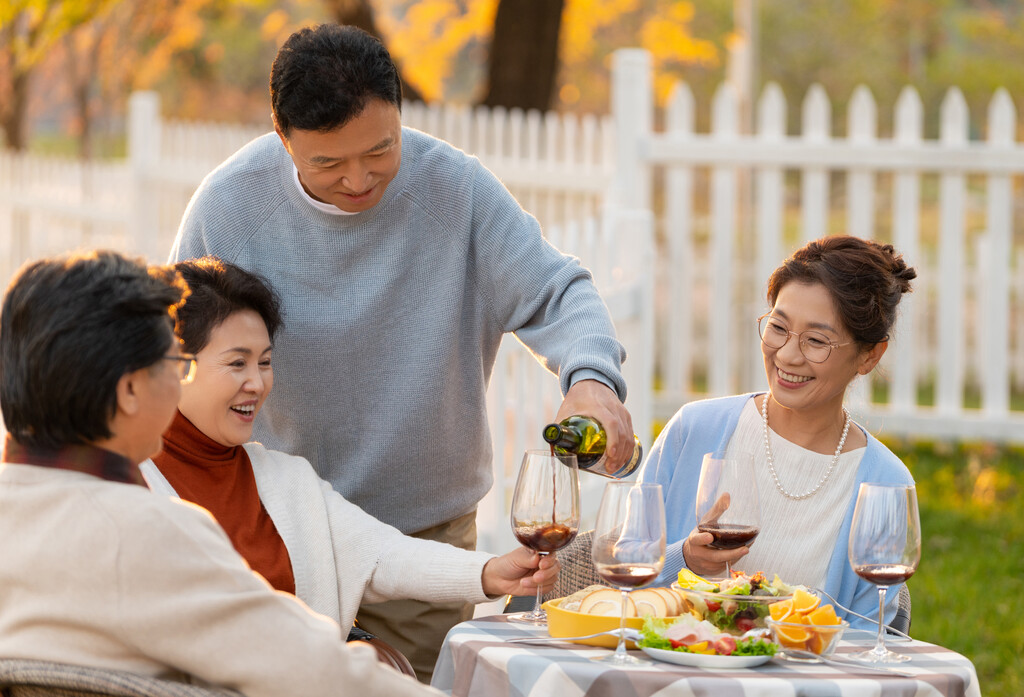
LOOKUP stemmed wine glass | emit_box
[508,449,580,624]
[694,452,760,578]
[848,483,921,664]
[591,481,665,665]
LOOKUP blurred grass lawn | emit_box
[884,438,1024,697]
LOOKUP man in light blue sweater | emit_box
[171,24,633,680]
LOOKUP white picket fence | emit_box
[3,48,1024,554]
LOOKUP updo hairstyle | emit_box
[766,235,916,347]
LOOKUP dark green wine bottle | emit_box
[542,415,643,479]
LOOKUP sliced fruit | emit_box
[677,568,714,590]
[807,626,842,655]
[773,623,811,648]
[791,588,820,614]
[768,598,793,621]
[806,604,840,626]
[579,589,636,617]
[629,589,670,618]
[687,641,715,655]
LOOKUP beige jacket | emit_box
[0,463,440,697]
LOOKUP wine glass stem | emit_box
[529,552,549,615]
[724,560,731,578]
[871,585,888,657]
[613,589,630,661]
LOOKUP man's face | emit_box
[277,99,402,213]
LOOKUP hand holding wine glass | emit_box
[693,452,760,578]
[591,482,665,665]
[848,483,921,664]
[508,449,580,624]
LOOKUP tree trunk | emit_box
[481,0,564,111]
[322,0,424,103]
[1,69,30,151]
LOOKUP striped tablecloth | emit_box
[431,615,982,697]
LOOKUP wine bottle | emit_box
[542,415,643,479]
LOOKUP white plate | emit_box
[640,646,773,668]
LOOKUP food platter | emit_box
[640,646,774,668]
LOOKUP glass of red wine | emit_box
[848,483,921,663]
[508,449,580,624]
[694,451,760,578]
[591,481,665,665]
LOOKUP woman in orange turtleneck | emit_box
[140,257,559,668]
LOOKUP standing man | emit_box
[171,23,633,681]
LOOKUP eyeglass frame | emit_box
[756,313,854,364]
[161,354,197,384]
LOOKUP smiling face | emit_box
[762,281,882,416]
[277,98,402,213]
[178,310,273,448]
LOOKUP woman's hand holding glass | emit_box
[480,546,560,597]
[686,452,760,578]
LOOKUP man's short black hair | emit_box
[0,251,188,449]
[270,23,402,135]
[173,257,283,354]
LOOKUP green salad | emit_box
[637,616,778,657]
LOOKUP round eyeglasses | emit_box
[162,354,197,384]
[757,314,852,364]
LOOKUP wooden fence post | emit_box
[128,91,162,262]
[610,49,652,212]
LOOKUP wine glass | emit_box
[694,451,760,578]
[591,481,665,665]
[848,483,921,664]
[508,449,580,624]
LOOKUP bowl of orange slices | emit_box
[766,589,848,658]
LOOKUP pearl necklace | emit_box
[761,394,851,501]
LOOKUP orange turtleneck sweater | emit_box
[152,410,295,595]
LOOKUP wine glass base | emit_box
[848,648,912,664]
[592,652,648,666]
[506,611,547,626]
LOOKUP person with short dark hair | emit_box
[0,250,441,697]
[171,23,634,679]
[140,257,557,648]
[639,235,918,629]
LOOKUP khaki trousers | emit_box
[355,509,477,684]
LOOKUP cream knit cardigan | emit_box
[141,442,494,629]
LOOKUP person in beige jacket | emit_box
[0,251,439,697]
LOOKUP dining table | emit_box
[431,615,983,697]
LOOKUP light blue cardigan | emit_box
[640,393,914,629]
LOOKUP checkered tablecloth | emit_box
[431,615,982,697]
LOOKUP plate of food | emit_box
[672,569,801,635]
[636,614,778,668]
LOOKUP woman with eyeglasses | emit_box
[640,235,917,628]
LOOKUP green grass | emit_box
[883,438,1024,697]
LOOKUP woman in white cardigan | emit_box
[140,256,557,669]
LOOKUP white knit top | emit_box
[725,398,864,589]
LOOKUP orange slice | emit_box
[792,588,820,614]
[806,604,840,626]
[769,598,794,621]
[774,623,811,649]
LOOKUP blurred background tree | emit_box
[1,0,1020,154]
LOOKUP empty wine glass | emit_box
[848,483,921,664]
[508,449,580,624]
[694,451,760,578]
[591,481,665,665]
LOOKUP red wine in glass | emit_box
[596,563,660,588]
[513,522,578,554]
[508,450,580,625]
[697,523,760,550]
[847,483,921,664]
[853,563,916,586]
